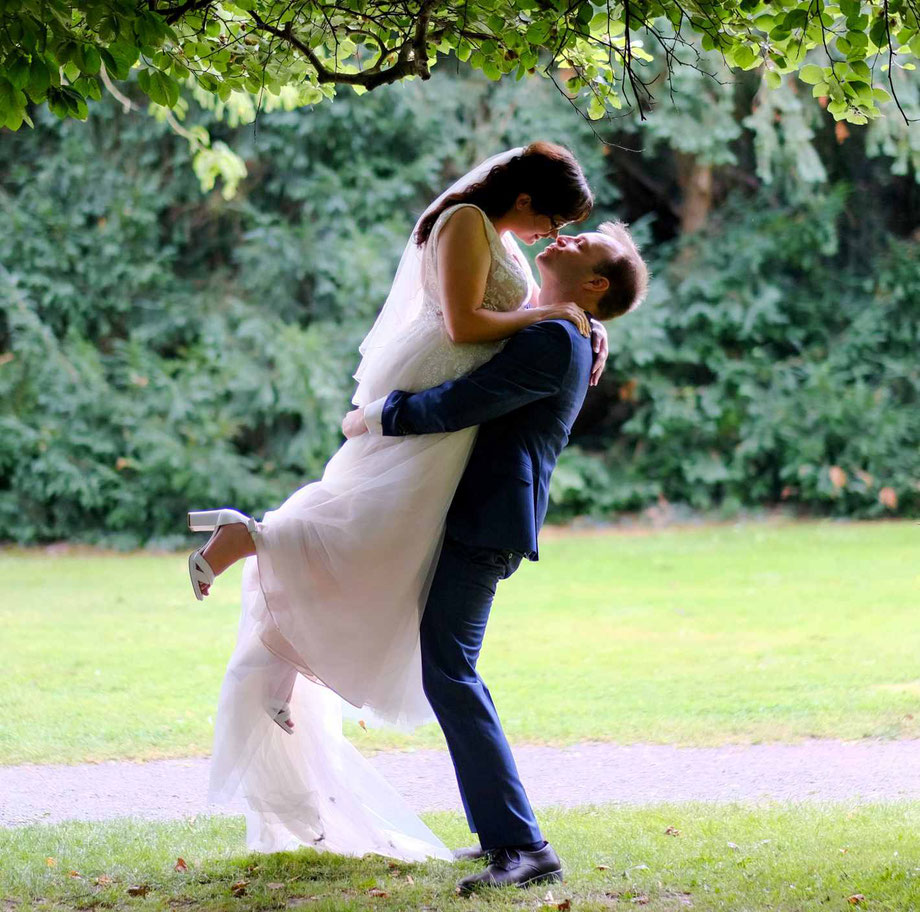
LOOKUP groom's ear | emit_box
[583,275,610,294]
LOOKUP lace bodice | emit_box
[351,203,537,402]
[421,203,531,320]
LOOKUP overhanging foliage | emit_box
[1,0,918,138]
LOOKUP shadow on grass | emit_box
[1,815,502,910]
[3,803,920,910]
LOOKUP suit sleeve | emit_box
[377,321,574,436]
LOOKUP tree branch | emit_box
[248,0,438,90]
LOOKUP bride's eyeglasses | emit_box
[546,215,573,237]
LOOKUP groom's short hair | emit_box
[592,221,649,320]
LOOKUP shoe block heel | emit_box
[187,510,223,532]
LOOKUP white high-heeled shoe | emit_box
[267,698,295,735]
[188,508,291,731]
[186,508,259,601]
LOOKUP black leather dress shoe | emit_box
[451,844,491,861]
[456,842,563,893]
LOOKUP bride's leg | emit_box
[198,522,257,595]
[268,657,297,703]
[266,649,298,732]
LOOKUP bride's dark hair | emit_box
[414,141,593,246]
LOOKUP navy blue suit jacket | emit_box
[378,318,593,560]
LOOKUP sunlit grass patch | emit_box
[1,519,917,765]
[2,802,919,911]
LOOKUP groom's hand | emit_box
[589,317,609,387]
[342,408,369,439]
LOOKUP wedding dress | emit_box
[207,152,538,861]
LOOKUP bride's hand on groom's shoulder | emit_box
[342,408,369,439]
[534,301,592,337]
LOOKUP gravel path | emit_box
[3,740,920,828]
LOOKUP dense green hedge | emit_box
[1,70,917,547]
[554,192,919,520]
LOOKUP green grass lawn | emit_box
[2,803,918,911]
[1,519,918,766]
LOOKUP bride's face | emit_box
[505,194,570,245]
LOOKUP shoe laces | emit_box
[490,847,521,871]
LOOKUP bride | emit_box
[187,143,604,861]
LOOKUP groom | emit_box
[344,222,648,893]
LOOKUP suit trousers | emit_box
[419,535,543,850]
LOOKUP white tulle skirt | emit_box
[207,319,505,861]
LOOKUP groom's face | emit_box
[536,231,620,288]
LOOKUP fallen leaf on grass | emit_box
[174,858,189,873]
[848,895,866,905]
[68,871,83,879]
[230,880,249,896]
[367,887,389,898]
[127,884,150,897]
[556,900,571,910]
[45,857,56,867]
[596,864,610,870]
[665,826,681,837]
[94,875,115,886]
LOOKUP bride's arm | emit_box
[438,207,591,342]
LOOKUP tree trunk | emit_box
[676,153,713,235]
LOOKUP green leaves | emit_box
[138,68,180,107]
[26,56,52,97]
[101,43,140,80]
[2,55,918,535]
[525,19,551,43]
[799,64,825,85]
[47,85,88,120]
[0,77,28,128]
[730,44,758,69]
[0,0,917,125]
[74,43,102,75]
[7,56,30,90]
[481,59,501,81]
